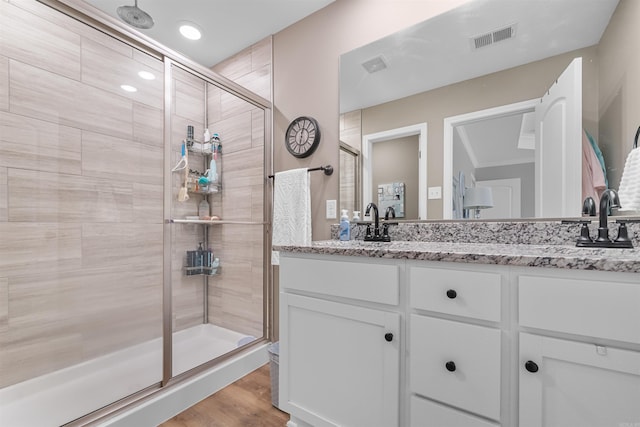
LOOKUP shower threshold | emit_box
[0,324,256,427]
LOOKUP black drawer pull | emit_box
[525,360,539,373]
[445,361,456,372]
[446,289,457,299]
[384,333,393,342]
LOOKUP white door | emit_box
[280,293,400,427]
[477,178,522,219]
[535,57,582,217]
[519,333,640,427]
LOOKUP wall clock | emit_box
[285,116,321,158]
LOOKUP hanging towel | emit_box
[272,168,312,265]
[582,130,606,206]
[617,127,640,212]
[584,129,608,188]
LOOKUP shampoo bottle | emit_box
[198,198,210,219]
[339,209,350,241]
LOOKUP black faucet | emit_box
[582,197,596,216]
[364,202,380,240]
[574,189,633,248]
[384,206,396,221]
[382,207,398,240]
[596,189,620,242]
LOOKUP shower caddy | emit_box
[171,127,223,276]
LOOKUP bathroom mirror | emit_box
[339,0,639,220]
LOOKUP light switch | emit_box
[428,186,442,199]
[326,199,337,219]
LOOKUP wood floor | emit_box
[160,364,290,427]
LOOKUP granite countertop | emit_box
[275,240,640,273]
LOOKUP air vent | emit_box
[362,55,388,74]
[471,24,517,50]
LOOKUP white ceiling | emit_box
[340,0,619,113]
[84,0,335,67]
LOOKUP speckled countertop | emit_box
[275,238,640,273]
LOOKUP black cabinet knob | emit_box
[446,289,457,299]
[445,361,456,372]
[525,360,539,373]
[384,333,393,342]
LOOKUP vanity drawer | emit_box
[519,275,640,344]
[410,315,501,421]
[409,266,501,321]
[279,255,399,305]
[410,395,499,427]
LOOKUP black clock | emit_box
[285,116,321,158]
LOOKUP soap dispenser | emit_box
[339,209,350,241]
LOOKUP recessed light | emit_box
[179,23,202,40]
[138,70,155,80]
[120,84,138,92]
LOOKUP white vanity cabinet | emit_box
[517,270,640,427]
[279,250,640,427]
[279,254,401,427]
[408,265,503,426]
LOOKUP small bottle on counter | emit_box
[339,209,350,241]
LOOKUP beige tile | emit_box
[81,38,163,109]
[133,182,163,223]
[81,223,163,269]
[172,66,206,122]
[9,61,133,139]
[1,0,81,80]
[8,169,133,223]
[81,130,163,185]
[0,277,7,332]
[219,91,254,121]
[252,109,265,148]
[0,111,82,174]
[78,267,162,359]
[251,37,272,72]
[212,47,252,81]
[207,84,223,124]
[8,0,133,59]
[0,55,8,111]
[234,65,271,101]
[133,103,163,148]
[0,223,82,277]
[212,111,253,154]
[133,49,164,73]
[0,167,6,221]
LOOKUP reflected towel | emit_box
[618,148,640,211]
[272,168,311,265]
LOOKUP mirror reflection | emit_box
[339,0,640,220]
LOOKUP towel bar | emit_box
[268,165,333,179]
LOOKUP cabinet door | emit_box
[519,333,640,427]
[280,293,400,427]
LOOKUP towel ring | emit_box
[634,126,639,149]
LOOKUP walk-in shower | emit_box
[0,1,272,425]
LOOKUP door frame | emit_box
[443,99,538,219]
[362,123,428,219]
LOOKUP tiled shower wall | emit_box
[0,0,164,388]
[207,38,271,338]
[0,0,269,387]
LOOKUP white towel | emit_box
[618,148,640,211]
[272,168,311,265]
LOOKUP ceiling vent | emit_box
[362,55,388,74]
[471,24,517,50]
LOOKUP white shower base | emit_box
[0,324,256,427]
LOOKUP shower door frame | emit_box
[31,0,275,424]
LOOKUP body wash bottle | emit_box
[339,209,350,241]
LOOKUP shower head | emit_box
[117,0,154,30]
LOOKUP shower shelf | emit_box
[184,265,221,276]
[169,219,266,225]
